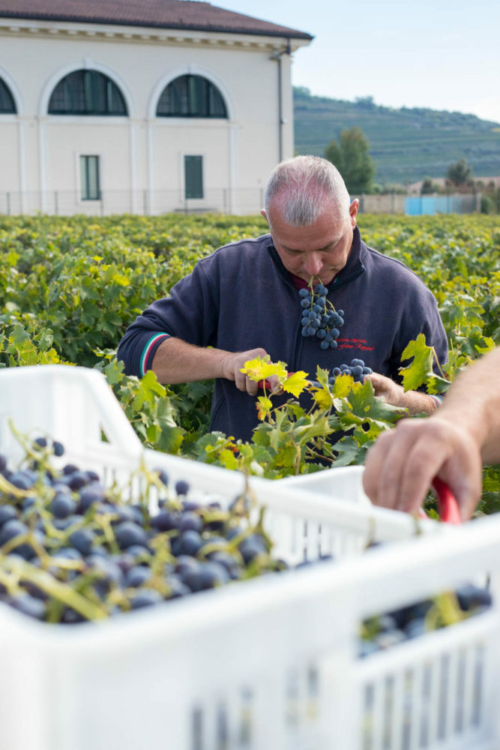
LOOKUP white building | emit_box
[0,0,312,215]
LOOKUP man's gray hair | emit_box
[264,155,350,226]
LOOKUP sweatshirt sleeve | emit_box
[388,283,448,385]
[117,258,219,378]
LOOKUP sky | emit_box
[219,0,500,123]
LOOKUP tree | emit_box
[324,127,375,194]
[446,158,473,188]
[421,177,442,195]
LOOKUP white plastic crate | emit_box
[0,365,498,750]
[278,466,372,508]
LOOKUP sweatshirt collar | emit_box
[267,225,365,291]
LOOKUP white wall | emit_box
[0,22,307,214]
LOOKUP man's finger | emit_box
[363,430,399,506]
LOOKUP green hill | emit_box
[293,88,500,185]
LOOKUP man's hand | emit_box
[220,348,280,396]
[362,417,483,521]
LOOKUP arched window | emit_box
[0,78,16,114]
[48,70,127,116]
[157,75,227,119]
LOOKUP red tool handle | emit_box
[432,477,461,524]
[257,372,298,390]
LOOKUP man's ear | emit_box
[261,208,269,225]
[349,199,360,227]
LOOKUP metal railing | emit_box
[0,189,484,217]
[0,188,266,217]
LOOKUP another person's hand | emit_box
[362,417,483,521]
[366,372,405,407]
[221,348,280,396]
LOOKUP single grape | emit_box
[63,464,79,476]
[332,367,341,376]
[363,367,373,375]
[68,472,88,491]
[175,480,190,496]
[115,522,148,550]
[178,530,203,557]
[320,341,329,350]
[0,519,28,547]
[10,595,46,621]
[352,366,363,378]
[301,327,310,337]
[199,561,230,590]
[317,329,326,339]
[300,299,310,309]
[125,566,152,588]
[130,590,163,609]
[51,494,77,520]
[165,575,191,599]
[298,289,310,298]
[351,358,365,368]
[78,487,105,513]
[179,512,203,533]
[84,470,100,484]
[329,341,338,349]
[9,472,34,491]
[0,506,17,527]
[34,437,48,449]
[53,441,65,457]
[69,528,94,556]
[330,328,340,338]
[337,309,344,316]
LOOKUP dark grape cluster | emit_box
[359,584,492,658]
[0,435,328,624]
[0,434,492,651]
[299,286,344,350]
[328,358,373,386]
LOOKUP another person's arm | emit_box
[368,372,440,416]
[363,348,500,520]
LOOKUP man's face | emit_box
[262,199,359,285]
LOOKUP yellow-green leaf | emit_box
[240,355,287,382]
[399,333,434,391]
[256,395,273,421]
[282,370,309,398]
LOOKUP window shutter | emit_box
[184,156,204,200]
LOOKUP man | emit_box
[363,347,500,520]
[118,156,448,442]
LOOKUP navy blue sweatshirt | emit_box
[117,227,448,442]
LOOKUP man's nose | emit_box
[304,253,323,276]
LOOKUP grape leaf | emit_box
[256,396,273,421]
[282,370,309,398]
[332,436,362,467]
[240,356,287,382]
[399,333,434,391]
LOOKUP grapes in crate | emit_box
[0,431,492,646]
[0,432,297,624]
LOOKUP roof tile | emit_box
[0,0,313,39]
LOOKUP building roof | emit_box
[0,0,313,40]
